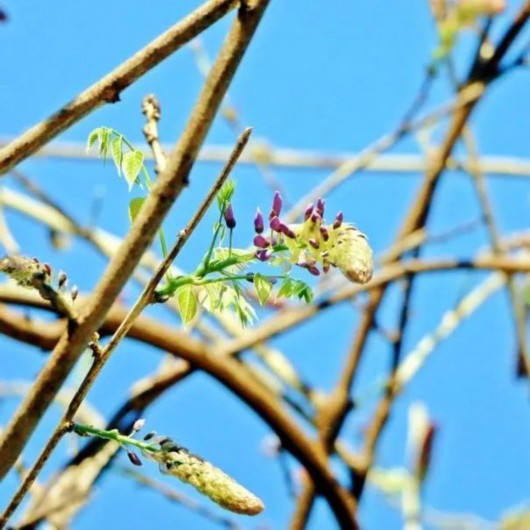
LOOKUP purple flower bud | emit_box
[316,198,325,216]
[307,264,320,276]
[311,211,321,224]
[308,238,319,249]
[43,263,52,276]
[133,418,146,432]
[270,216,281,231]
[127,449,143,466]
[271,191,283,216]
[224,204,236,229]
[320,226,329,241]
[253,234,270,248]
[256,249,272,262]
[333,211,344,229]
[304,203,314,221]
[254,208,264,234]
[279,223,296,239]
[269,277,278,285]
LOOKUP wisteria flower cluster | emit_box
[252,191,374,284]
[72,420,264,516]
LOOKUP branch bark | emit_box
[0,0,239,175]
[0,0,270,482]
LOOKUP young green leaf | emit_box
[290,280,313,304]
[254,273,273,306]
[216,179,235,210]
[176,285,198,327]
[128,197,145,223]
[86,128,101,152]
[98,127,111,161]
[122,150,144,190]
[277,277,295,299]
[111,135,123,176]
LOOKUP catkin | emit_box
[145,441,264,516]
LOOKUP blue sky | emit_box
[1,1,529,529]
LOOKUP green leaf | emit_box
[216,179,235,210]
[254,273,273,306]
[292,280,313,304]
[298,284,313,304]
[111,135,123,175]
[98,127,111,161]
[234,295,257,327]
[122,150,144,190]
[86,128,101,152]
[128,197,145,223]
[176,285,198,326]
[277,278,295,299]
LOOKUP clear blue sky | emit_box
[1,1,529,528]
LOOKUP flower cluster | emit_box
[252,192,374,284]
[139,433,264,516]
[0,255,79,312]
[72,420,265,516]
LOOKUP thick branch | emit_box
[0,0,270,482]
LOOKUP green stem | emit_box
[200,210,225,274]
[72,422,158,455]
[119,132,169,261]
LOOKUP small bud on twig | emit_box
[333,211,343,229]
[271,191,283,217]
[58,271,67,288]
[71,285,79,301]
[224,204,236,229]
[133,419,146,433]
[127,449,143,466]
[254,208,264,234]
[270,216,281,232]
[253,235,270,249]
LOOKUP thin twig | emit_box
[0,126,253,523]
[0,0,239,175]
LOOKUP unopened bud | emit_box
[253,235,270,249]
[271,191,283,217]
[254,208,264,234]
[333,212,343,229]
[320,226,329,241]
[310,211,321,224]
[304,203,314,221]
[307,264,320,276]
[256,250,272,262]
[127,449,143,466]
[316,198,325,216]
[58,271,67,288]
[279,223,296,239]
[133,418,146,432]
[270,216,281,232]
[71,285,79,301]
[224,204,236,229]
